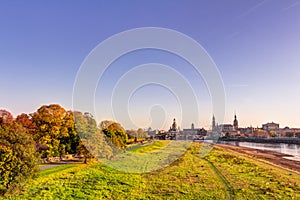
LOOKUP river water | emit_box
[220,141,300,161]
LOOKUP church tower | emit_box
[212,115,216,131]
[169,118,179,132]
[233,113,238,130]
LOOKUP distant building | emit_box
[169,118,179,132]
[155,130,167,140]
[148,129,159,136]
[262,122,279,131]
[212,113,240,137]
[277,127,300,138]
[212,115,217,131]
[233,113,238,130]
[220,124,234,132]
[197,128,207,136]
[154,118,208,140]
[253,129,269,138]
[239,126,257,135]
[182,123,198,134]
[154,114,300,140]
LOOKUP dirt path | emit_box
[217,144,300,173]
[203,157,234,199]
[39,163,67,170]
[39,160,82,170]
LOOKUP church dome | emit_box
[170,118,179,131]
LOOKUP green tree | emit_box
[73,111,92,163]
[285,132,294,138]
[74,112,113,163]
[137,128,144,138]
[137,128,148,138]
[0,121,38,196]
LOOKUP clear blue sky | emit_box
[1,0,300,129]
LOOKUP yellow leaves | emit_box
[0,124,38,196]
[40,124,47,132]
[0,145,14,165]
[32,104,78,157]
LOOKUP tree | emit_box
[74,112,113,163]
[285,132,294,138]
[0,110,13,125]
[15,113,37,135]
[100,120,128,149]
[269,131,277,138]
[0,121,38,196]
[137,128,148,138]
[126,129,137,143]
[126,129,137,139]
[137,128,144,138]
[73,111,92,163]
[58,111,78,155]
[31,104,76,158]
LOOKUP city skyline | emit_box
[1,1,300,130]
[152,114,288,131]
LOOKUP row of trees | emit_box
[0,104,134,195]
[126,128,149,139]
[0,111,38,195]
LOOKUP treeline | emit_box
[0,104,143,196]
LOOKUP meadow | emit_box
[4,141,300,199]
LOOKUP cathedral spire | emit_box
[212,115,216,131]
[233,112,238,130]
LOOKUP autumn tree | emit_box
[126,129,137,141]
[31,104,76,158]
[0,109,13,125]
[58,111,78,156]
[100,120,128,149]
[15,113,36,135]
[0,111,38,196]
[268,131,277,138]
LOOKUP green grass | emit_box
[101,140,191,173]
[128,140,170,153]
[39,164,80,177]
[3,142,300,199]
[206,146,300,199]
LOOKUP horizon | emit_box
[1,1,300,130]
[0,105,294,131]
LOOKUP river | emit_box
[220,141,300,161]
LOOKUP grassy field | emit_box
[3,141,300,199]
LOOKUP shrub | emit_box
[0,123,39,196]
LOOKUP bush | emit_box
[0,123,39,196]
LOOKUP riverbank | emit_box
[217,144,300,173]
[219,137,300,144]
[7,142,300,199]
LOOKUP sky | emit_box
[1,0,300,130]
